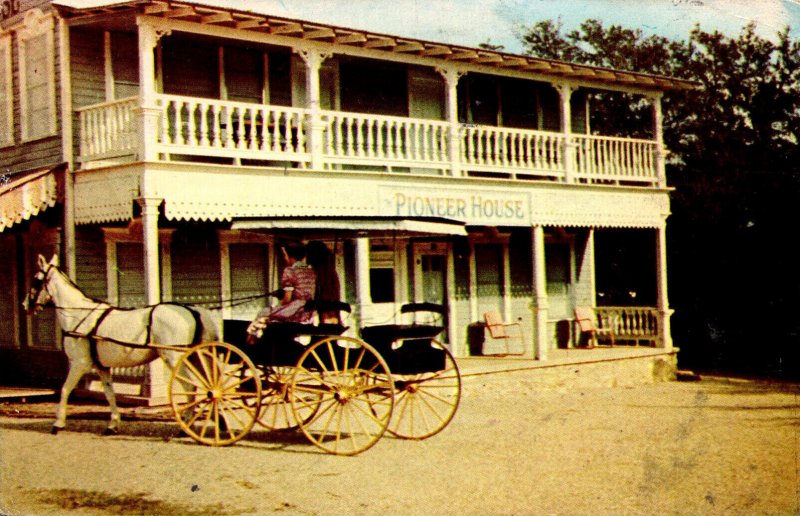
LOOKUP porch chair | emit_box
[483,311,524,356]
[573,306,615,348]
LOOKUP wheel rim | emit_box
[290,336,394,456]
[169,342,261,446]
[259,365,321,430]
[387,339,461,440]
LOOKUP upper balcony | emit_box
[77,94,662,187]
[61,2,696,188]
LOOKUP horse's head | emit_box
[22,254,59,315]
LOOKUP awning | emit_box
[0,165,64,232]
[231,216,467,237]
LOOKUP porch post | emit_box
[136,197,163,305]
[438,68,463,177]
[299,50,330,171]
[555,83,576,183]
[58,18,76,281]
[655,222,673,349]
[649,92,667,188]
[135,21,164,162]
[531,225,549,359]
[354,238,371,327]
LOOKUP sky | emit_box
[58,0,800,53]
[239,0,800,53]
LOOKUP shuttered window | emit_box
[117,243,146,308]
[19,12,56,141]
[0,33,12,147]
[229,243,270,319]
[171,230,221,307]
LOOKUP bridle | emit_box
[25,264,55,313]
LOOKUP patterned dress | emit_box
[248,262,316,337]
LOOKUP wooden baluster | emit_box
[372,118,381,159]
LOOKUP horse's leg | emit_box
[52,358,92,434]
[97,369,121,435]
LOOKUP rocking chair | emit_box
[482,311,524,356]
[574,306,615,348]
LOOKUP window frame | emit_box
[0,32,13,148]
[18,10,56,142]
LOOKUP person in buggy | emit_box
[246,243,316,344]
[245,241,341,344]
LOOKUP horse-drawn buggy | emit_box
[24,254,461,456]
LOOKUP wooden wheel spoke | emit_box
[178,361,211,390]
[197,348,218,386]
[325,340,341,374]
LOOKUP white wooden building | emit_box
[0,0,693,397]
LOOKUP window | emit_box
[225,46,264,104]
[19,10,56,141]
[370,243,396,303]
[0,33,12,147]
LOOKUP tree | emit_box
[518,19,800,377]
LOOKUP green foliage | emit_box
[518,19,800,377]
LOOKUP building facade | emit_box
[0,0,692,394]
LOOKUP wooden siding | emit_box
[69,28,106,166]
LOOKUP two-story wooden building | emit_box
[0,0,694,396]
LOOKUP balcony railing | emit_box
[76,97,138,164]
[77,94,662,186]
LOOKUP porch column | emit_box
[354,238,371,326]
[531,225,549,359]
[655,222,673,349]
[555,83,576,183]
[58,18,76,281]
[135,21,165,162]
[299,50,330,171]
[438,68,463,177]
[649,92,667,188]
[136,197,163,305]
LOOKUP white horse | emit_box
[22,254,221,435]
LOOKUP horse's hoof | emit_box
[103,427,119,436]
[50,426,62,435]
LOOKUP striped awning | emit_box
[0,165,63,232]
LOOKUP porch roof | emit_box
[231,216,468,238]
[0,165,64,233]
[53,0,698,93]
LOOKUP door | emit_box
[546,242,574,348]
[412,242,450,339]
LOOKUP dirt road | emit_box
[1,376,798,515]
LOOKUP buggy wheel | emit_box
[259,365,321,431]
[169,342,261,446]
[388,339,461,440]
[290,336,394,456]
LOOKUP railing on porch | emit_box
[156,94,309,163]
[594,306,659,346]
[76,95,661,186]
[76,97,138,164]
[573,134,657,185]
[322,110,450,173]
[461,125,565,179]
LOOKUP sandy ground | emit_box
[0,376,798,515]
